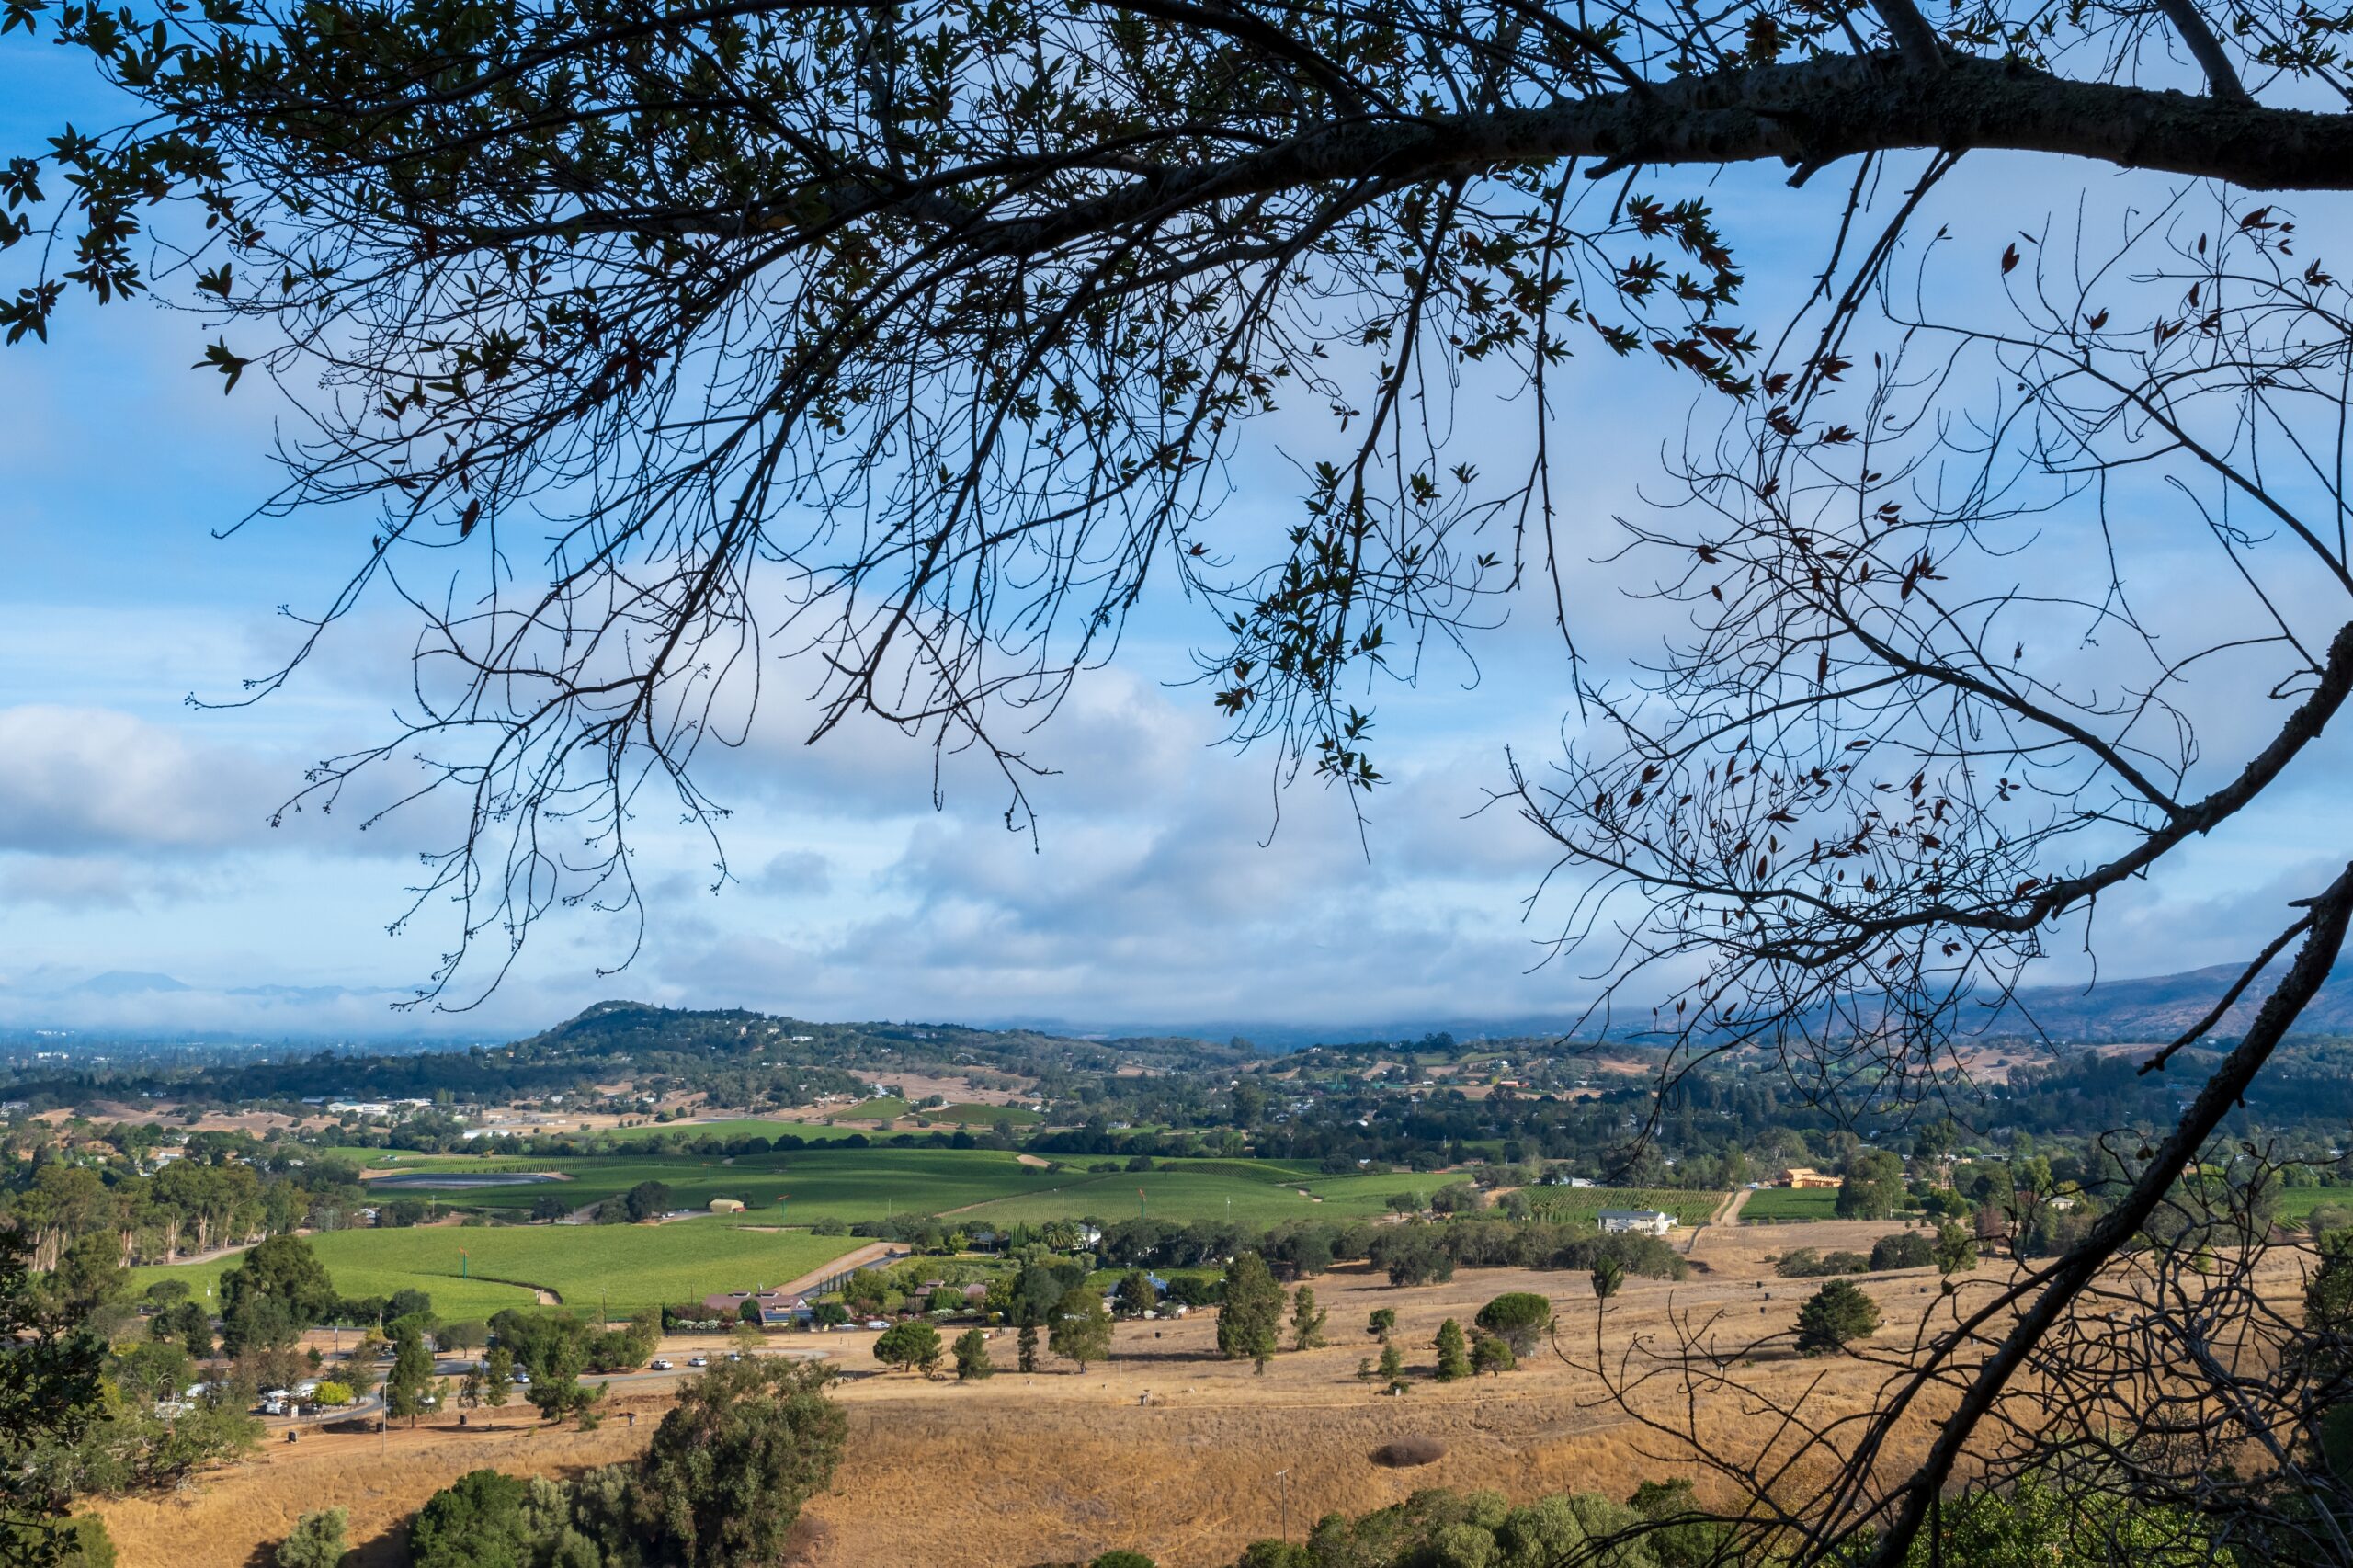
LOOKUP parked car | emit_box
[649,1358,673,1370]
[687,1355,708,1367]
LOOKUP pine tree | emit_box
[1795,1278,1882,1356]
[1049,1286,1113,1371]
[482,1345,513,1410]
[1378,1341,1405,1390]
[1017,1322,1039,1373]
[384,1326,438,1426]
[1217,1253,1284,1373]
[1434,1318,1470,1381]
[954,1327,994,1381]
[1290,1284,1327,1350]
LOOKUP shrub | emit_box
[274,1508,348,1568]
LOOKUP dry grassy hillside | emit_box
[99,1221,2300,1568]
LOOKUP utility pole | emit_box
[1273,1469,1290,1542]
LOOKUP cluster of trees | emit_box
[0,1224,258,1567]
[1179,1474,2251,1568]
[401,1358,846,1568]
[1774,1226,1977,1279]
[1204,1482,1725,1568]
[0,1135,375,1272]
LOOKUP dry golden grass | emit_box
[98,1231,2306,1568]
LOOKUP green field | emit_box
[915,1102,1042,1126]
[131,1250,539,1321]
[132,1223,865,1318]
[353,1145,1729,1233]
[1740,1187,1843,1222]
[368,1146,1067,1223]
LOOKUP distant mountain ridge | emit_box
[1980,959,2353,1042]
[6,957,2353,1053]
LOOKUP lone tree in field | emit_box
[1473,1292,1554,1357]
[1795,1278,1882,1358]
[952,1328,993,1381]
[1433,1319,1472,1382]
[1049,1286,1113,1373]
[1932,1225,1979,1278]
[17,0,2353,1555]
[1290,1285,1327,1351]
[872,1320,943,1378]
[1216,1255,1283,1373]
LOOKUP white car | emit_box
[724,1351,743,1362]
[648,1358,674,1370]
[688,1356,708,1367]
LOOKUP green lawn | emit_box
[1740,1187,1844,1222]
[132,1222,865,1319]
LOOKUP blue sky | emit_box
[0,38,2346,1041]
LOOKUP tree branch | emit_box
[1866,0,1944,73]
[1858,858,2353,1567]
[2151,0,2251,102]
[481,54,2353,256]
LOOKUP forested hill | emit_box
[0,1001,1249,1112]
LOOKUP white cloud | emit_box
[0,706,277,852]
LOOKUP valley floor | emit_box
[97,1220,2308,1568]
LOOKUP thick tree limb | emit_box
[475,52,2353,253]
[1858,859,2353,1567]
